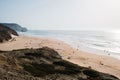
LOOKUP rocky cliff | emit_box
[0,47,119,80]
[0,23,27,32]
[0,24,18,43]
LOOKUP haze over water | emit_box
[1,0,120,59]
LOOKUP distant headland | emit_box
[0,23,27,32]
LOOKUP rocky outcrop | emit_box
[0,23,27,32]
[0,24,18,43]
[0,47,119,80]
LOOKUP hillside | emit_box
[0,24,18,43]
[0,47,119,80]
[0,23,27,32]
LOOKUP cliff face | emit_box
[0,23,27,32]
[0,24,18,43]
[0,47,119,80]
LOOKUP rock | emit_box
[0,47,119,80]
[0,23,27,32]
[0,24,18,43]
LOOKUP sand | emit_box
[0,35,120,78]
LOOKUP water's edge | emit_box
[18,30,120,60]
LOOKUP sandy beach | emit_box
[0,35,120,79]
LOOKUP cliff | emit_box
[0,24,18,43]
[0,23,27,32]
[0,47,119,80]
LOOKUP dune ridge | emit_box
[0,35,120,79]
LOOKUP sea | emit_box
[18,30,120,60]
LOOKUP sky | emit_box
[0,0,120,30]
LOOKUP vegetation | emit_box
[0,47,119,80]
[0,24,18,42]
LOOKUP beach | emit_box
[0,35,120,79]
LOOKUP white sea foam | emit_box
[19,30,120,60]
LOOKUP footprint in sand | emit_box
[100,61,104,65]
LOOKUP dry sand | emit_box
[0,35,120,78]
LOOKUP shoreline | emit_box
[0,35,120,78]
[19,32,120,60]
[74,45,120,60]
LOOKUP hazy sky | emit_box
[0,0,120,30]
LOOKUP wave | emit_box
[19,30,120,59]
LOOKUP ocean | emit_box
[19,30,120,59]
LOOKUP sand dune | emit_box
[0,35,120,79]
